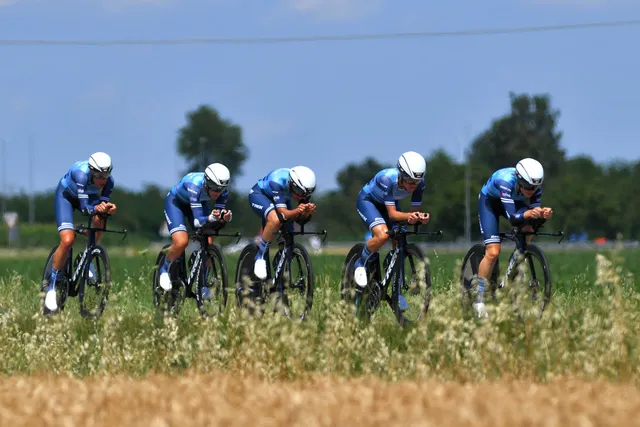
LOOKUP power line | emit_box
[1,19,639,46]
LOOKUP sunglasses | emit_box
[292,185,313,198]
[519,181,539,191]
[400,175,422,185]
[93,173,110,180]
[207,183,228,193]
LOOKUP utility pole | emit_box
[1,138,6,215]
[463,126,472,244]
[28,135,35,224]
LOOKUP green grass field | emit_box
[0,244,639,384]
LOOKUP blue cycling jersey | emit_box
[480,167,542,225]
[256,168,295,209]
[169,172,229,227]
[360,168,425,207]
[59,161,114,214]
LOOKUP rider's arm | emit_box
[529,187,543,208]
[185,182,215,228]
[376,175,410,222]
[271,182,301,222]
[496,181,526,226]
[409,180,425,212]
[213,190,232,221]
[99,176,115,203]
[73,170,95,215]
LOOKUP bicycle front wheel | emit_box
[78,245,111,318]
[386,243,432,327]
[272,243,314,321]
[506,244,552,317]
[196,245,229,318]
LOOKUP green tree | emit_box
[336,157,391,196]
[177,105,249,177]
[469,93,566,177]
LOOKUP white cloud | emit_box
[79,83,120,105]
[0,0,23,6]
[244,117,295,142]
[286,0,382,21]
[100,0,173,13]
[527,0,636,7]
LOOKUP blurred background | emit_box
[1,0,639,252]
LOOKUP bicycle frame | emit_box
[182,224,241,291]
[68,213,127,285]
[497,221,563,289]
[359,224,442,308]
[271,223,327,297]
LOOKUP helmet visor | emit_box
[291,182,313,198]
[518,177,539,191]
[205,178,227,193]
[399,170,422,185]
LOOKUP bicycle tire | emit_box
[40,245,71,315]
[153,244,187,317]
[235,243,266,310]
[385,243,431,327]
[272,243,314,321]
[340,243,364,303]
[513,243,552,316]
[78,245,111,319]
[152,244,171,308]
[196,244,229,317]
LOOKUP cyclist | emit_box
[353,151,430,311]
[475,157,553,317]
[249,166,317,280]
[46,152,117,312]
[158,163,233,296]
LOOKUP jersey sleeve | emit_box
[529,187,542,208]
[494,180,525,226]
[376,175,395,206]
[99,176,114,202]
[410,180,425,206]
[184,182,211,228]
[269,181,289,209]
[72,169,94,215]
[214,190,229,209]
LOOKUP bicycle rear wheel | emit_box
[340,243,364,304]
[153,247,187,317]
[235,244,267,314]
[40,245,71,315]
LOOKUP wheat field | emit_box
[0,245,639,425]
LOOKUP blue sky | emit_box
[1,0,639,195]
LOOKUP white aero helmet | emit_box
[515,158,544,189]
[204,163,230,192]
[289,166,316,198]
[88,152,113,174]
[397,151,426,182]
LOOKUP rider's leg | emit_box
[254,209,282,279]
[478,243,501,299]
[475,194,502,316]
[249,186,281,280]
[354,197,390,287]
[47,186,76,310]
[159,194,190,290]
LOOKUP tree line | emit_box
[2,92,638,245]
